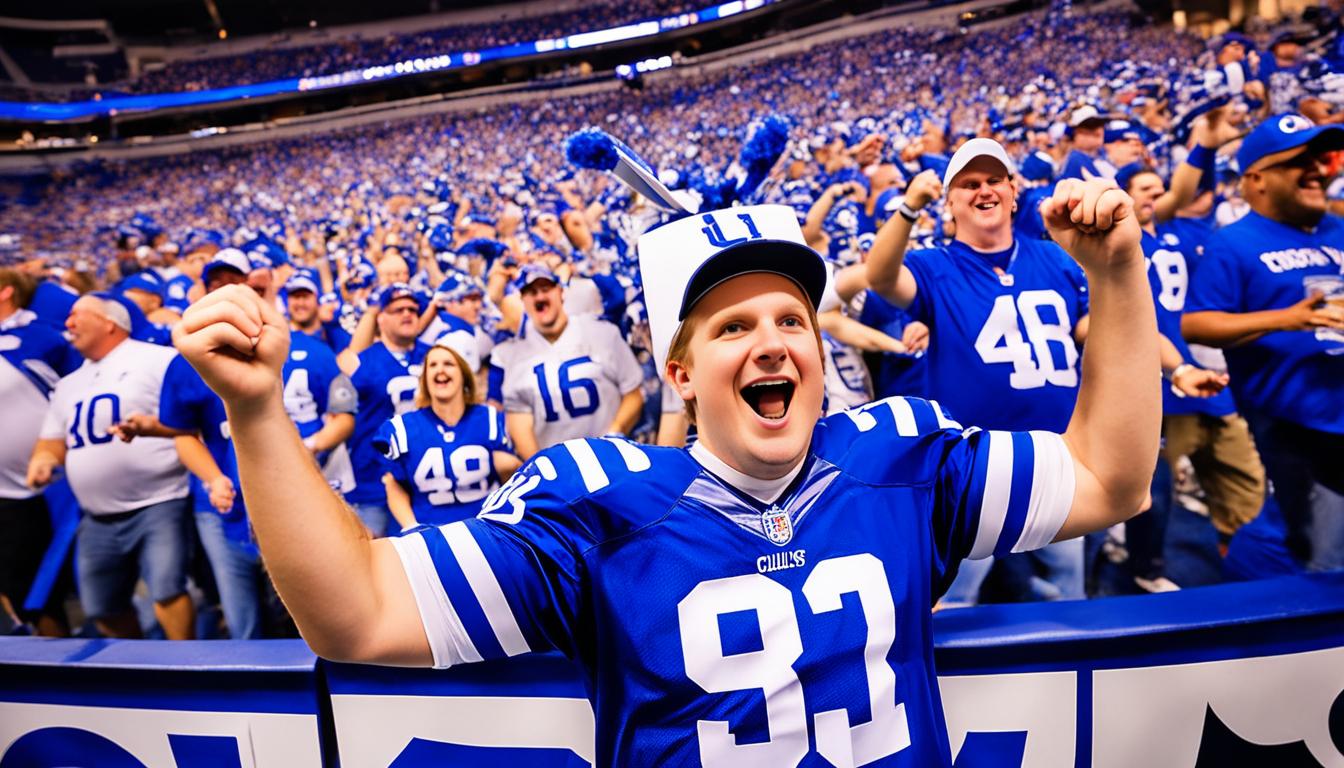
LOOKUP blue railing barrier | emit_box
[2,570,1342,766]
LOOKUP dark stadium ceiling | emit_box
[15,0,502,40]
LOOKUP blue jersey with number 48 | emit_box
[389,397,1075,766]
[374,404,511,526]
[904,238,1089,432]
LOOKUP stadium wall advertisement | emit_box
[1,571,1341,767]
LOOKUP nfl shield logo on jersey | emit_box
[762,506,793,546]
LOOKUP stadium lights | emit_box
[616,56,675,80]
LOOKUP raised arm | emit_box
[1041,179,1162,540]
[1154,110,1243,223]
[865,170,939,309]
[173,285,430,666]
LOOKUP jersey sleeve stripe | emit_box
[562,439,611,492]
[602,437,652,472]
[968,431,1013,560]
[441,521,532,657]
[388,532,482,669]
[928,399,963,431]
[391,414,409,456]
[992,431,1037,557]
[1011,432,1076,553]
[486,406,498,442]
[420,526,505,660]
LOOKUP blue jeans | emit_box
[351,502,390,538]
[1127,458,1173,581]
[76,497,191,619]
[1244,412,1344,571]
[194,510,263,639]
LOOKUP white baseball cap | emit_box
[638,204,831,374]
[942,138,1018,187]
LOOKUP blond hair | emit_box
[414,345,477,409]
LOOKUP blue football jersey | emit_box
[283,330,355,441]
[0,310,82,499]
[904,238,1089,432]
[389,397,1076,766]
[27,281,78,330]
[1185,211,1344,432]
[1142,230,1234,418]
[159,355,252,545]
[348,341,431,504]
[374,404,512,526]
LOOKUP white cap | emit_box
[637,204,831,374]
[1069,104,1107,128]
[942,138,1017,187]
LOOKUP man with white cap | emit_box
[173,175,1158,765]
[866,138,1093,603]
[1183,114,1344,571]
[26,293,193,639]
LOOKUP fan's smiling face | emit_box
[668,272,824,479]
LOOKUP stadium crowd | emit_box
[2,3,1343,640]
[75,0,696,98]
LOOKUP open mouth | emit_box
[974,201,999,211]
[741,380,795,420]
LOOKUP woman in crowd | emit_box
[375,341,520,531]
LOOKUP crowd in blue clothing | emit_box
[2,3,1343,639]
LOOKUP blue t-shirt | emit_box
[389,397,1077,766]
[1185,211,1344,433]
[374,404,512,527]
[1142,229,1235,418]
[159,356,252,545]
[348,341,430,504]
[298,321,352,356]
[857,290,929,399]
[904,238,1089,432]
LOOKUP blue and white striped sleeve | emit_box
[937,428,1076,563]
[387,455,585,669]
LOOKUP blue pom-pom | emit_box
[565,128,620,171]
[739,114,791,174]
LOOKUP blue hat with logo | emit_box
[376,282,425,311]
[1236,113,1344,174]
[1104,120,1143,144]
[516,263,560,290]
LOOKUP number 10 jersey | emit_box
[390,396,1075,766]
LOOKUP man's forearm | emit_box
[1182,309,1284,347]
[865,214,916,306]
[608,389,644,435]
[226,394,387,659]
[1063,260,1161,514]
[174,435,226,484]
[307,413,355,453]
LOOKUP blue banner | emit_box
[2,571,1342,767]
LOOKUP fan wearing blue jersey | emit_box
[1,269,82,634]
[1122,167,1260,591]
[1183,114,1344,571]
[867,139,1096,602]
[343,284,431,536]
[376,343,519,531]
[176,179,1158,767]
[286,270,352,355]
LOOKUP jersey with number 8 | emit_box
[905,238,1089,432]
[390,396,1075,766]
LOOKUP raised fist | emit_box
[173,284,290,412]
[904,170,944,211]
[1040,178,1142,275]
